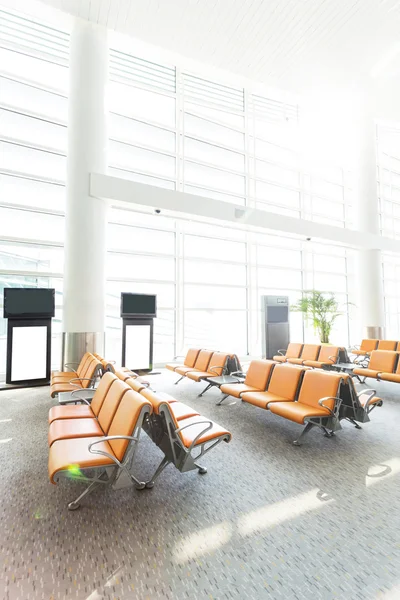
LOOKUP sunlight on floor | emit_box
[0,438,13,444]
[366,457,400,487]
[376,582,400,599]
[0,419,12,423]
[173,521,233,563]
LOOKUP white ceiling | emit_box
[23,0,400,90]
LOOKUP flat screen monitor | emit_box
[121,293,157,318]
[3,288,55,319]
[267,305,289,323]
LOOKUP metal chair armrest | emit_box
[208,365,224,375]
[230,370,245,377]
[88,435,140,467]
[277,349,286,356]
[175,420,213,453]
[358,389,377,411]
[318,396,343,418]
[68,377,95,388]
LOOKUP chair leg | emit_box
[293,422,314,446]
[347,417,362,429]
[198,383,212,397]
[174,376,184,385]
[144,456,171,489]
[67,479,102,511]
[216,393,230,406]
[194,462,207,474]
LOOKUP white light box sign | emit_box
[125,324,151,370]
[11,326,47,382]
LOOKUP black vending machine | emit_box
[4,287,55,386]
[121,293,157,374]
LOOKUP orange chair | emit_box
[166,348,201,373]
[48,372,117,425]
[350,339,378,358]
[51,352,92,382]
[48,385,152,510]
[353,350,398,382]
[219,360,275,405]
[287,344,321,365]
[269,370,345,445]
[377,340,397,351]
[303,345,339,369]
[241,365,305,409]
[48,378,130,446]
[50,356,102,398]
[380,357,400,383]
[174,350,213,384]
[140,389,231,488]
[273,343,303,363]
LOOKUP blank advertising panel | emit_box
[11,326,47,382]
[125,324,151,370]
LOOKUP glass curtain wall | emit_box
[0,8,356,377]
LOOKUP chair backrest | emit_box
[76,353,92,377]
[90,372,118,416]
[369,350,397,373]
[125,377,146,393]
[318,345,339,363]
[298,370,342,410]
[193,350,213,372]
[97,379,129,432]
[300,344,321,361]
[79,354,95,379]
[184,348,201,368]
[207,352,229,375]
[107,389,152,461]
[114,369,132,382]
[245,360,275,390]
[267,365,304,400]
[377,340,397,351]
[360,339,378,352]
[285,343,303,359]
[140,388,174,414]
[81,358,102,388]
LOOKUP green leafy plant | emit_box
[291,290,345,344]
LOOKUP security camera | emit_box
[154,209,161,214]
[306,237,311,241]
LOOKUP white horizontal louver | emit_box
[110,49,176,94]
[0,9,69,64]
[251,94,299,124]
[183,73,244,113]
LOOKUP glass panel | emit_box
[255,180,300,208]
[108,167,175,190]
[109,140,175,179]
[185,113,244,151]
[0,76,68,121]
[183,309,247,353]
[184,235,246,262]
[184,260,246,285]
[0,48,68,93]
[184,184,245,205]
[0,207,64,242]
[109,81,176,128]
[106,253,175,281]
[0,242,63,272]
[257,267,302,290]
[0,108,67,151]
[0,174,65,211]
[184,162,245,195]
[108,224,175,254]
[185,285,246,309]
[110,113,176,153]
[184,137,245,172]
[0,141,66,181]
[184,101,244,129]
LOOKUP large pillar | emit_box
[353,103,385,339]
[62,19,109,366]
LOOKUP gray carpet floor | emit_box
[0,371,400,600]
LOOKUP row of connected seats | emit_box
[218,359,382,444]
[273,343,339,369]
[351,339,400,359]
[48,371,231,510]
[353,350,400,383]
[166,348,238,394]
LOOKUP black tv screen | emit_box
[3,288,55,319]
[121,293,157,318]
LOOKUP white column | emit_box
[62,19,109,365]
[353,105,385,339]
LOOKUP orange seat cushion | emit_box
[303,360,327,368]
[48,404,94,424]
[273,356,286,363]
[170,402,200,421]
[48,418,103,446]
[353,350,368,356]
[166,363,179,371]
[177,416,231,448]
[241,391,294,409]
[269,401,331,424]
[125,378,146,393]
[49,437,115,484]
[353,368,380,379]
[186,370,211,382]
[175,366,197,376]
[287,358,304,365]
[50,382,82,398]
[219,383,260,398]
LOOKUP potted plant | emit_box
[291,290,345,344]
